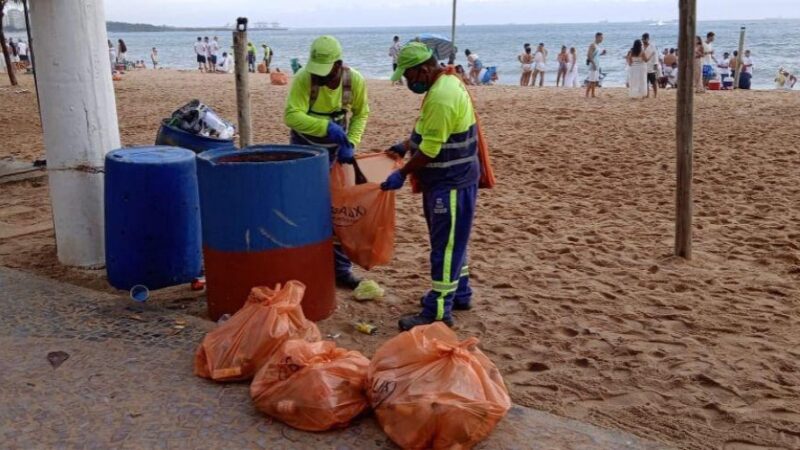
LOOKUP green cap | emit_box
[390,42,434,81]
[306,35,343,76]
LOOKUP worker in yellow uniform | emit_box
[382,43,479,331]
[284,35,369,290]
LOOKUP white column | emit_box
[29,0,120,267]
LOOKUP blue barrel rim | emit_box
[106,145,197,164]
[198,144,328,166]
[159,118,235,144]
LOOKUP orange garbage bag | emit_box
[193,281,321,382]
[257,62,267,73]
[331,153,403,269]
[367,323,511,450]
[270,70,289,85]
[250,339,370,431]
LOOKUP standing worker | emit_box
[247,41,257,73]
[284,35,370,290]
[262,43,273,73]
[382,42,480,331]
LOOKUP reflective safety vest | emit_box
[290,67,353,150]
[409,123,480,192]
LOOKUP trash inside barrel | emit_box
[105,146,203,290]
[197,145,336,322]
[155,100,236,153]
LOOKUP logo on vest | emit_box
[433,198,447,215]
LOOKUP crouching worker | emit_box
[382,42,479,331]
[284,35,370,289]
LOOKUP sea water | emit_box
[10,19,800,89]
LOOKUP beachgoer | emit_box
[247,42,257,73]
[730,51,739,80]
[532,43,547,87]
[717,52,731,84]
[117,39,127,65]
[194,37,207,71]
[383,42,481,331]
[627,39,647,98]
[262,43,273,73]
[389,36,402,85]
[664,48,677,67]
[556,46,568,87]
[151,47,159,69]
[109,40,117,71]
[208,37,220,69]
[739,49,753,89]
[642,33,659,98]
[667,62,678,88]
[465,49,483,85]
[455,64,472,85]
[565,47,579,87]
[694,36,705,93]
[284,36,369,290]
[585,32,606,98]
[702,32,718,87]
[776,69,798,89]
[518,44,534,86]
[216,52,233,73]
[17,39,29,69]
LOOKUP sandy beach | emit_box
[1,69,799,449]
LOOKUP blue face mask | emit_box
[408,81,429,94]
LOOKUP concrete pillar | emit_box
[29,0,120,267]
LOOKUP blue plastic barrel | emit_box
[105,146,203,290]
[155,119,236,154]
[197,145,335,321]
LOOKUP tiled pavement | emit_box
[0,267,669,449]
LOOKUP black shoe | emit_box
[336,273,361,290]
[419,296,472,311]
[398,314,454,331]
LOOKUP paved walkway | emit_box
[0,267,669,449]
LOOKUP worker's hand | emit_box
[326,122,349,147]
[337,142,355,164]
[380,170,407,191]
[386,142,407,159]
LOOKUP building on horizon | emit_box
[2,7,25,30]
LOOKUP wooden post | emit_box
[675,0,696,259]
[233,17,252,148]
[734,26,746,89]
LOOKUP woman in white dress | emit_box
[627,39,648,98]
[564,47,579,87]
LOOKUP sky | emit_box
[104,0,800,28]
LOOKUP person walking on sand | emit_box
[518,44,534,86]
[465,49,483,85]
[585,32,606,98]
[151,47,159,69]
[383,42,482,331]
[627,39,648,98]
[642,33,659,98]
[194,37,207,72]
[389,36,403,85]
[564,47,579,87]
[532,43,547,87]
[284,36,369,290]
[556,45,569,87]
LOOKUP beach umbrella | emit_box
[409,33,456,63]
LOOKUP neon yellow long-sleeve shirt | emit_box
[283,67,369,146]
[414,74,475,158]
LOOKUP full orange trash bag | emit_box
[270,69,289,85]
[367,323,511,450]
[193,281,321,382]
[331,153,403,269]
[250,339,370,431]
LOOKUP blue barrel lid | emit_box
[107,146,196,164]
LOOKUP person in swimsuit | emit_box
[585,32,606,98]
[564,47,579,87]
[556,45,569,87]
[465,49,483,85]
[532,43,547,87]
[518,44,534,86]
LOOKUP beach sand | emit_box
[2,70,799,449]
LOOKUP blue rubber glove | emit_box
[380,170,407,191]
[387,142,407,158]
[326,122,348,147]
[337,142,355,164]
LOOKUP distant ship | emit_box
[251,22,288,31]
